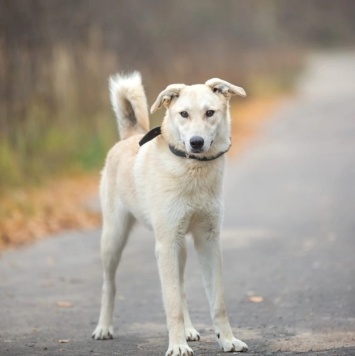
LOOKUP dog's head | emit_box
[151,78,246,157]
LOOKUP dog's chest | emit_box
[172,163,222,203]
[134,150,224,225]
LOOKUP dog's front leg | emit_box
[155,229,194,356]
[193,224,248,353]
[179,239,200,342]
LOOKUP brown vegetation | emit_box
[0,175,100,250]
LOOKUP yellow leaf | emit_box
[248,296,264,303]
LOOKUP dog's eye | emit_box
[206,110,215,117]
[180,111,189,118]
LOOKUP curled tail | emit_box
[109,71,149,140]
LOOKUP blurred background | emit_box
[1,0,355,248]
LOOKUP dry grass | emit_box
[0,175,101,250]
[230,95,287,156]
[0,95,286,251]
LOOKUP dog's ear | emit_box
[150,84,186,114]
[205,78,246,99]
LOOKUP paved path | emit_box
[1,52,355,355]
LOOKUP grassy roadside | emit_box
[0,175,101,250]
[0,115,116,189]
[230,95,289,156]
[0,94,287,251]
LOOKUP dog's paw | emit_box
[218,336,248,352]
[92,325,114,340]
[166,344,194,356]
[185,327,200,341]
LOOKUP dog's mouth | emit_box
[190,148,204,154]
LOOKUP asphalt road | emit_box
[1,52,355,356]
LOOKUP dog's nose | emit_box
[190,136,204,150]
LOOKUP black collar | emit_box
[139,126,230,162]
[168,144,230,161]
[139,126,162,146]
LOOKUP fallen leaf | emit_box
[56,301,73,308]
[248,296,264,303]
[58,339,70,343]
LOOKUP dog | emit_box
[92,72,248,356]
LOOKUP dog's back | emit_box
[100,72,150,220]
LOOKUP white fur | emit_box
[109,71,149,139]
[92,72,248,355]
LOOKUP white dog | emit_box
[92,72,248,356]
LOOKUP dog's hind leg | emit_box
[179,239,201,342]
[92,204,135,340]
